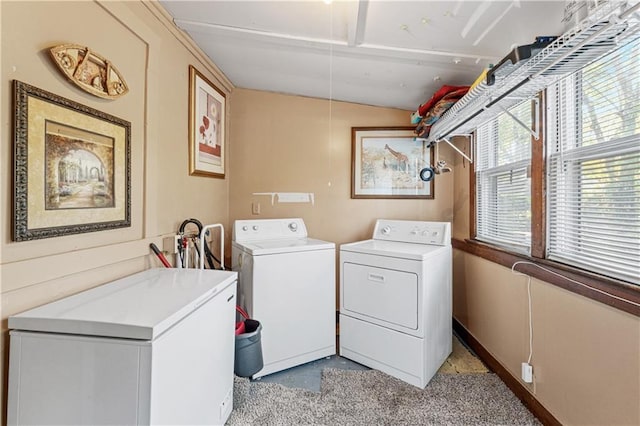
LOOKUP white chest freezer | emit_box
[7,268,238,426]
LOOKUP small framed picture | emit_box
[188,65,226,178]
[351,127,434,199]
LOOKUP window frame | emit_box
[465,92,640,316]
[474,100,535,254]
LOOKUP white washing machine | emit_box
[232,218,336,378]
[339,219,452,388]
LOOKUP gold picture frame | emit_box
[13,80,131,241]
[188,65,226,178]
[351,126,434,199]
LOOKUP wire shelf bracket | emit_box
[415,136,474,164]
[496,97,540,140]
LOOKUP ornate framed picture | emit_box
[13,80,131,241]
[188,65,226,178]
[351,127,434,199]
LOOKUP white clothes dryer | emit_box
[339,219,452,388]
[232,218,336,378]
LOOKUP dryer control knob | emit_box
[381,226,391,235]
[252,225,259,231]
[242,226,248,231]
[289,222,298,232]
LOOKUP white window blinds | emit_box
[475,101,533,253]
[547,38,640,285]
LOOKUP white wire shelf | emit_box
[426,0,640,144]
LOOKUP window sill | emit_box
[452,238,640,317]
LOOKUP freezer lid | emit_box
[340,239,447,260]
[8,268,237,340]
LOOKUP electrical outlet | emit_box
[252,202,261,215]
[163,236,180,254]
[521,362,533,383]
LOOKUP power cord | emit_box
[511,260,640,370]
[511,262,534,364]
[512,261,640,308]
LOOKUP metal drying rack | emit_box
[421,0,640,163]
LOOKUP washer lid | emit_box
[8,268,237,340]
[235,237,334,255]
[340,239,447,260]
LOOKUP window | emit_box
[473,37,640,286]
[475,101,533,253]
[546,38,640,284]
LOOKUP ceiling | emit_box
[159,0,568,111]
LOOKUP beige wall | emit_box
[227,88,456,305]
[1,2,637,426]
[451,140,640,425]
[0,2,232,422]
[228,88,455,248]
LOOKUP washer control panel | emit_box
[233,218,308,242]
[372,219,451,246]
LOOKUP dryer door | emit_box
[342,262,418,330]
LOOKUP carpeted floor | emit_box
[226,336,535,425]
[228,368,539,425]
[257,335,489,392]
